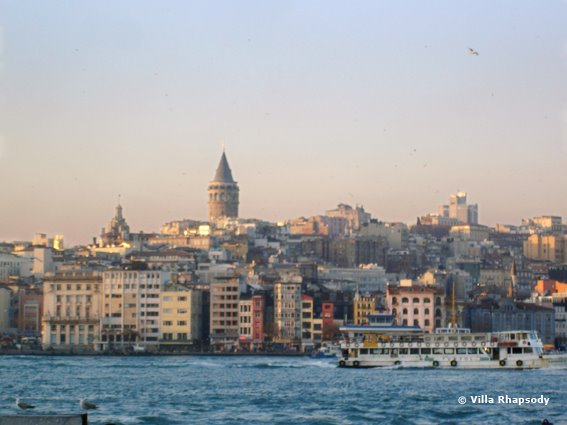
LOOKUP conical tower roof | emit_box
[212,152,235,183]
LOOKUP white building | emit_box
[0,252,33,279]
[274,277,302,345]
[318,265,388,293]
[99,269,170,351]
[41,271,102,349]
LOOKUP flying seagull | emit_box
[468,47,479,56]
[80,399,98,410]
[16,398,35,410]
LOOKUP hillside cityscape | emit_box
[0,151,565,354]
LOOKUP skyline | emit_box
[1,1,567,244]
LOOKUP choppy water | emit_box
[0,355,566,424]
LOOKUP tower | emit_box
[208,151,239,222]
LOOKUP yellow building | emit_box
[523,234,566,263]
[100,269,169,351]
[160,284,202,349]
[42,271,102,350]
[353,290,378,325]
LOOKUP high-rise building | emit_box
[99,269,169,351]
[208,151,239,222]
[210,275,240,350]
[274,277,302,346]
[439,192,478,225]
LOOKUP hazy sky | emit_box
[1,1,567,245]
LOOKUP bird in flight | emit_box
[468,47,479,56]
[80,399,99,410]
[16,398,35,410]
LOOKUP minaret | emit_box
[208,150,239,221]
[508,259,517,299]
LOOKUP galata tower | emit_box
[208,151,239,221]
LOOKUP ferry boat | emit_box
[338,313,563,369]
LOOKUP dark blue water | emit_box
[0,355,565,424]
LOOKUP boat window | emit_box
[461,336,471,341]
[524,347,533,353]
[482,347,491,354]
[474,336,485,341]
[467,348,478,354]
[399,348,409,355]
[410,348,419,355]
[448,336,458,341]
[391,349,398,355]
[512,347,522,354]
[444,348,454,354]
[360,349,369,355]
[433,348,443,354]
[507,348,512,354]
[456,348,467,354]
[510,334,516,340]
[421,348,431,355]
[382,349,390,354]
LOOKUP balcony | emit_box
[43,315,100,324]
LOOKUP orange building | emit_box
[533,279,567,295]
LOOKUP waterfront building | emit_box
[210,275,240,351]
[353,290,378,325]
[301,294,314,349]
[0,286,10,333]
[208,151,239,222]
[42,271,102,349]
[238,294,263,350]
[274,277,302,347]
[321,302,335,340]
[17,289,42,337]
[159,283,202,349]
[386,280,446,332]
[99,268,169,351]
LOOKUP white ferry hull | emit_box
[338,356,549,369]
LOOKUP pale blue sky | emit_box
[1,1,566,245]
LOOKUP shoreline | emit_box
[0,350,310,357]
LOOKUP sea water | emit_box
[0,355,565,424]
